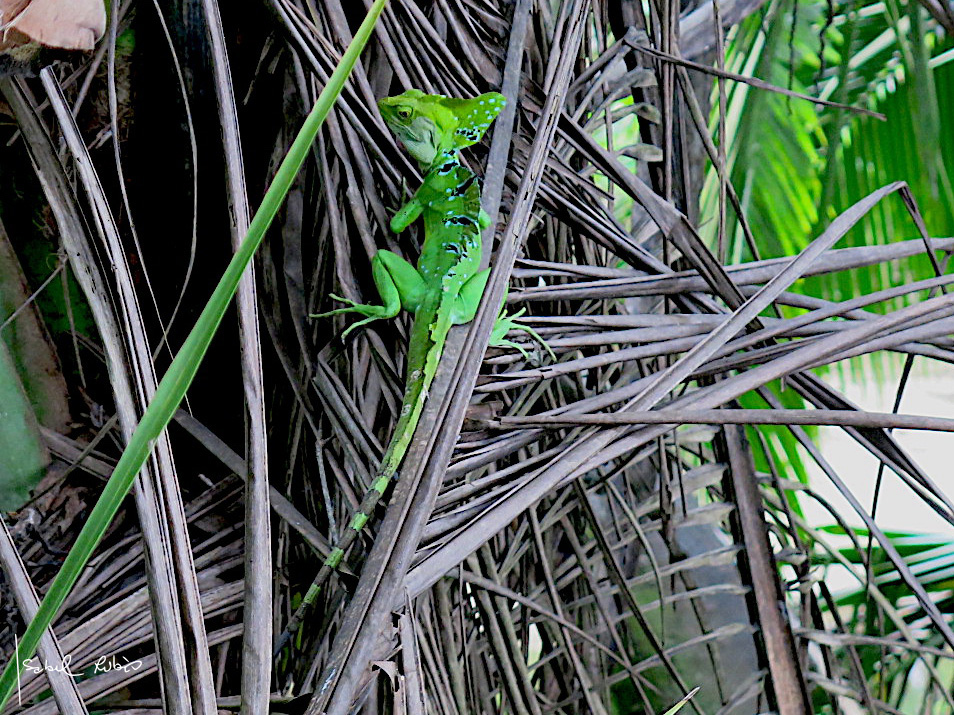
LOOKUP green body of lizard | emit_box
[276,89,534,654]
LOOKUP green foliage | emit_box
[821,525,954,604]
[816,525,954,706]
[0,193,71,506]
[699,0,825,260]
[701,0,954,313]
[698,6,954,707]
[0,339,47,509]
[741,383,811,488]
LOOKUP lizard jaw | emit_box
[402,126,438,166]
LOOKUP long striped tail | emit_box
[275,306,441,657]
[272,472,394,657]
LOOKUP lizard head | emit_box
[379,89,452,167]
[379,89,506,168]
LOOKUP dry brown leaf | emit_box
[1,0,105,51]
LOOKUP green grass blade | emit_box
[0,0,389,705]
[661,687,700,715]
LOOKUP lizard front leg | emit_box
[311,250,426,338]
[390,195,425,234]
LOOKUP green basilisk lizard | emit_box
[276,89,545,654]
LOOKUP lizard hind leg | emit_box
[453,270,555,361]
[490,286,556,361]
[491,307,555,361]
[311,250,425,339]
[449,267,491,325]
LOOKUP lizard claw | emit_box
[311,295,396,339]
[310,294,359,319]
[490,308,556,362]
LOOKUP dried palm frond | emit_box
[0,0,951,713]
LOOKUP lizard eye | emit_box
[396,106,412,121]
